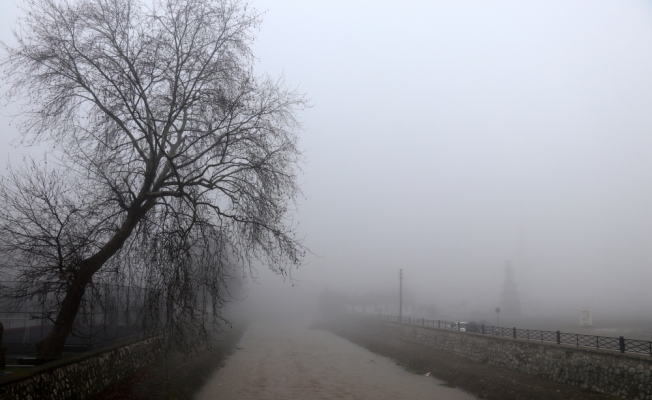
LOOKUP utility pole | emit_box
[399,269,403,322]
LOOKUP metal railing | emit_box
[351,311,652,357]
[0,281,159,353]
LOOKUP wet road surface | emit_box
[196,321,476,400]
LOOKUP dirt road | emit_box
[196,321,477,400]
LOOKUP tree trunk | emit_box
[35,204,152,357]
[36,278,88,357]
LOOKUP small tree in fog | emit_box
[0,0,306,357]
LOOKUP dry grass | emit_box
[91,323,247,400]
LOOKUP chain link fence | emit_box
[0,281,161,355]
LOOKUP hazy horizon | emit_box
[3,0,652,325]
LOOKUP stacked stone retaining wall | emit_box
[0,335,162,400]
[355,317,652,399]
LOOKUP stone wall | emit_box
[355,317,652,399]
[0,335,162,400]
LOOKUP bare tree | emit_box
[0,0,306,357]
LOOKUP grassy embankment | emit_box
[91,322,248,400]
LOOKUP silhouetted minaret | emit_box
[500,261,521,316]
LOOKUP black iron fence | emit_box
[351,311,652,357]
[0,280,160,354]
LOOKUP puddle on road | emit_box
[196,321,476,400]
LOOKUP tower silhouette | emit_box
[500,260,521,316]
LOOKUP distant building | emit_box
[345,288,417,317]
[500,261,521,316]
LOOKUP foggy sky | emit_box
[2,0,652,319]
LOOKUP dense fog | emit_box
[3,0,652,329]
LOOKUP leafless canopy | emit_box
[0,0,306,355]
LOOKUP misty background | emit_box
[2,0,652,326]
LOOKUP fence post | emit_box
[556,331,560,345]
[619,336,625,353]
[513,327,516,339]
[0,322,4,370]
[41,283,47,341]
[116,284,120,340]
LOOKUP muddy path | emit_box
[197,321,477,400]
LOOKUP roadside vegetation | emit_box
[92,322,248,400]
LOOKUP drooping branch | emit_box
[0,0,307,356]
